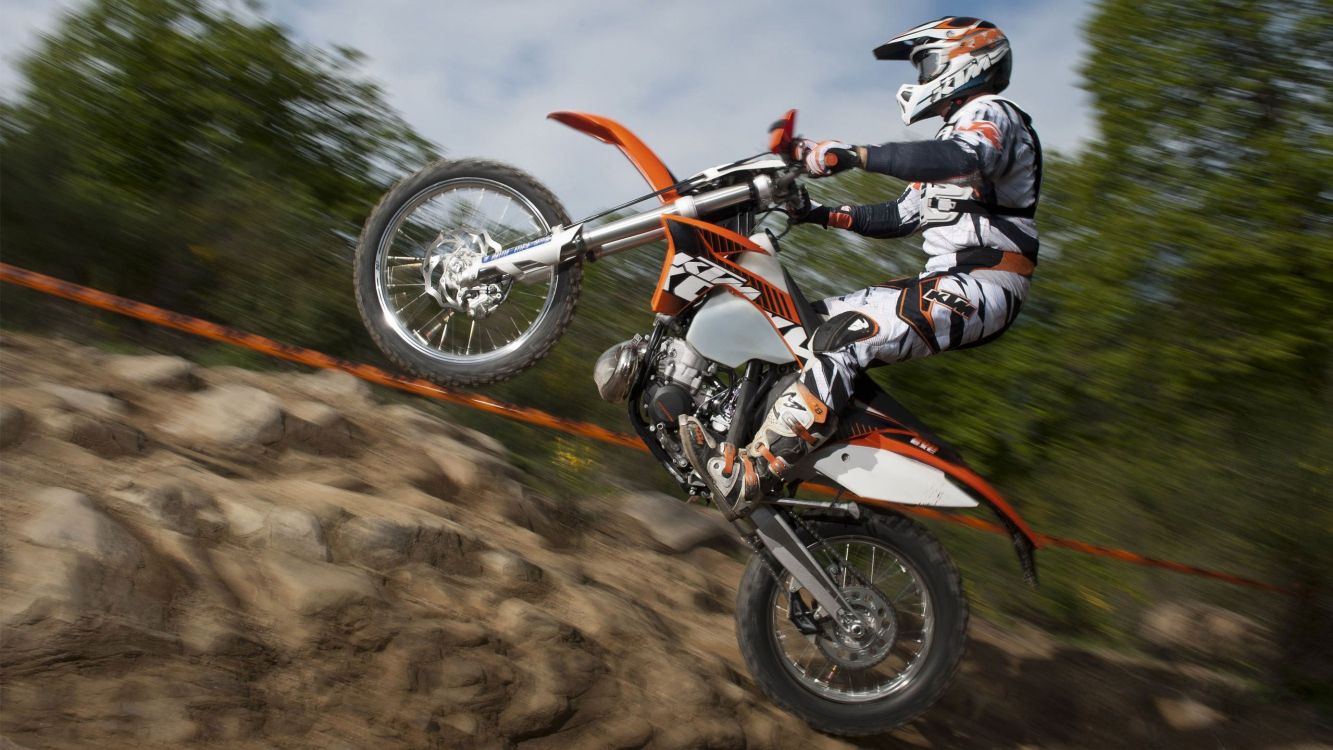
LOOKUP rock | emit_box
[254,479,370,526]
[617,492,737,553]
[334,516,411,569]
[437,713,479,736]
[497,683,571,741]
[293,468,374,493]
[495,598,574,644]
[106,354,197,389]
[295,368,372,405]
[501,490,564,544]
[453,426,507,457]
[589,716,654,749]
[108,481,224,538]
[381,403,453,438]
[12,330,1329,750]
[1154,697,1224,731]
[436,658,488,689]
[36,383,128,419]
[21,488,143,568]
[40,411,146,457]
[654,718,746,749]
[406,436,518,507]
[382,404,507,457]
[1140,601,1272,662]
[260,552,379,615]
[422,437,498,492]
[284,400,355,456]
[478,550,543,584]
[214,494,328,561]
[0,404,28,448]
[266,506,329,561]
[216,494,268,538]
[5,488,170,627]
[160,384,284,449]
[332,515,475,573]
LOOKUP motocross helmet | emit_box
[874,17,1012,125]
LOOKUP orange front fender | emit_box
[548,111,678,203]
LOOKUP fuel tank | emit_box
[685,236,803,368]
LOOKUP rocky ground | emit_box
[0,332,1328,749]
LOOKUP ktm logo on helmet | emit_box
[926,54,997,104]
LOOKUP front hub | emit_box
[422,230,508,318]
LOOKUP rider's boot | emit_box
[680,380,837,519]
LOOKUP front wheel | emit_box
[353,159,582,388]
[735,511,968,736]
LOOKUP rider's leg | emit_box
[684,272,1027,515]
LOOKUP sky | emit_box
[1,0,1097,217]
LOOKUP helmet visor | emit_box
[911,48,948,84]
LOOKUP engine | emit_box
[647,337,715,416]
[595,335,726,413]
[594,334,736,486]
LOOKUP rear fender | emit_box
[808,382,1041,585]
[547,111,678,203]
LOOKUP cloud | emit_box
[0,0,78,93]
[280,0,1096,215]
[3,0,1096,216]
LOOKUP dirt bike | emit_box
[353,110,1040,736]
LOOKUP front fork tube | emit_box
[724,365,861,628]
[734,506,866,635]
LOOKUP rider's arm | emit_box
[855,139,981,183]
[800,186,921,238]
[855,106,1010,183]
[843,186,922,238]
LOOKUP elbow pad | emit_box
[863,140,980,182]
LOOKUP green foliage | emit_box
[731,0,1333,683]
[1,0,1328,691]
[0,0,437,353]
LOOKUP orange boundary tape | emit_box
[0,263,642,451]
[0,262,1292,595]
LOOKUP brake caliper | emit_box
[422,230,507,318]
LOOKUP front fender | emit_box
[548,111,678,203]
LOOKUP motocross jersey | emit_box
[844,94,1043,280]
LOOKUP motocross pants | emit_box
[746,270,1028,482]
[800,270,1028,411]
[725,270,1023,511]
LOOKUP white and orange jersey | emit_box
[842,94,1042,286]
[904,94,1042,275]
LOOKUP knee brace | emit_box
[811,311,879,353]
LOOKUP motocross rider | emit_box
[682,16,1043,516]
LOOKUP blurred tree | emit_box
[1,0,1328,691]
[776,0,1331,670]
[1071,0,1332,689]
[0,0,437,352]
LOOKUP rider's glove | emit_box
[793,139,861,178]
[786,198,854,230]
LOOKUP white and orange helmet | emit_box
[874,17,1012,125]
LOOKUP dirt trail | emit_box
[0,333,1326,749]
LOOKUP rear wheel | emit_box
[353,159,582,387]
[735,512,968,736]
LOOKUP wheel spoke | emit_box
[768,534,936,704]
[374,177,561,364]
[414,307,449,340]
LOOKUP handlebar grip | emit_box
[767,109,798,158]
